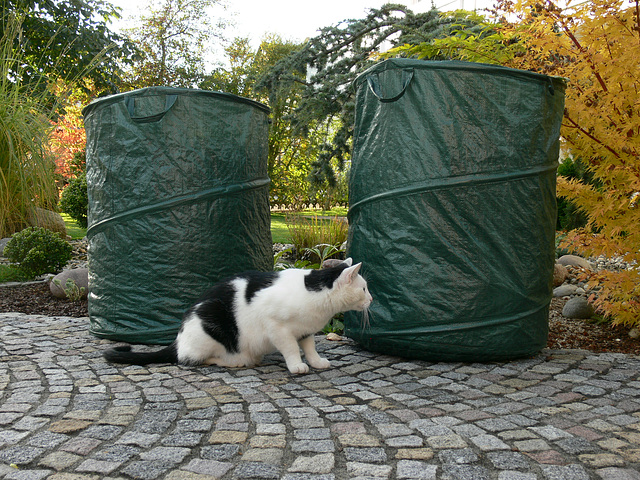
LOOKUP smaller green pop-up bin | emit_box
[83,87,272,345]
[345,59,566,362]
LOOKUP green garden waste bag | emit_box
[345,59,566,362]
[83,87,272,345]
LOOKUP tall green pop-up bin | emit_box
[345,59,566,362]
[83,87,272,345]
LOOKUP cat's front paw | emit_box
[288,362,310,374]
[308,357,331,370]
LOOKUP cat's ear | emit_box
[343,258,353,266]
[350,263,362,277]
[340,262,362,284]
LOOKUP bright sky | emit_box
[221,0,497,46]
[108,0,498,54]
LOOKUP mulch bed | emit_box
[0,282,638,355]
[547,297,639,355]
[0,282,88,317]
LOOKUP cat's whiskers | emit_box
[360,306,372,333]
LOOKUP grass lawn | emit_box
[271,213,291,243]
[59,210,348,245]
[294,206,348,217]
[60,213,297,244]
[62,213,87,240]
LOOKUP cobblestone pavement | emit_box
[1,313,640,480]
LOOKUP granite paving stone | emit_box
[396,460,437,479]
[497,472,537,480]
[438,447,479,464]
[485,451,531,469]
[469,434,511,451]
[233,461,280,479]
[441,464,491,480]
[540,463,592,479]
[4,469,52,480]
[343,446,387,463]
[281,474,335,480]
[37,451,82,470]
[74,458,121,475]
[384,434,423,447]
[596,467,640,480]
[1,313,639,479]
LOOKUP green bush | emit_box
[557,197,589,231]
[68,150,86,176]
[59,172,88,228]
[4,227,72,278]
[556,157,596,231]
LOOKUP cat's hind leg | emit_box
[177,313,228,365]
[299,335,331,370]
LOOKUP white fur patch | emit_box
[176,311,225,364]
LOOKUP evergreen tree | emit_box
[256,4,483,187]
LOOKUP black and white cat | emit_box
[103,258,372,374]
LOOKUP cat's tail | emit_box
[103,344,178,365]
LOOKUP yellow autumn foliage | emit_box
[497,0,640,326]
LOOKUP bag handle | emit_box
[124,94,178,123]
[366,68,414,103]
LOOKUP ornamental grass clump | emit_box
[0,16,59,238]
[285,214,348,263]
[4,227,72,279]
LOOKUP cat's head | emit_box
[335,258,373,312]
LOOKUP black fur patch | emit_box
[304,263,349,292]
[191,282,240,353]
[103,343,178,365]
[239,271,279,303]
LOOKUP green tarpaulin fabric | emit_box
[83,87,272,345]
[345,59,566,362]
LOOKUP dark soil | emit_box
[547,297,639,355]
[0,282,88,317]
[0,281,638,355]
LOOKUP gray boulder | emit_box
[50,268,88,300]
[0,238,10,257]
[553,284,579,297]
[557,254,594,270]
[562,297,594,319]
